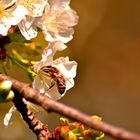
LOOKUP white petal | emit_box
[4,106,17,126]
[18,16,37,40]
[53,57,77,79]
[8,5,27,25]
[44,32,56,42]
[66,78,74,90]
[27,1,48,17]
[45,86,63,100]
[57,8,79,27]
[2,0,17,8]
[45,31,73,43]
[0,23,11,36]
[55,33,73,43]
[33,75,45,93]
[42,41,67,59]
[49,0,70,13]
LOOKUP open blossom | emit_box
[18,0,48,40]
[37,0,79,43]
[0,0,27,36]
[33,41,77,100]
[20,0,79,42]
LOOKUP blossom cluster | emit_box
[2,0,78,126]
[0,0,78,100]
[0,0,78,42]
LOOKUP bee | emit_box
[40,65,66,95]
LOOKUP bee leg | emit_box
[48,80,55,90]
[45,80,56,92]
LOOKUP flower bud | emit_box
[0,80,12,95]
[5,90,15,102]
[0,81,14,102]
[68,131,77,140]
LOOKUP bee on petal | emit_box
[40,66,66,95]
[33,41,77,100]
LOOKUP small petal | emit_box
[8,5,27,25]
[57,8,79,27]
[32,75,45,93]
[18,16,37,40]
[42,41,67,60]
[4,106,16,126]
[53,57,77,78]
[49,0,70,13]
[44,30,73,43]
[66,78,74,91]
[1,0,17,8]
[0,23,11,36]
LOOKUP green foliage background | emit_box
[0,0,140,140]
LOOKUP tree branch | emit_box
[0,74,140,140]
[13,90,52,140]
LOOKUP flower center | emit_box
[45,17,59,33]
[0,6,5,18]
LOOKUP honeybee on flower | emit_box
[33,41,77,100]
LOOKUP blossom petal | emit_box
[42,41,67,60]
[4,106,17,126]
[33,75,45,93]
[18,16,37,40]
[6,5,27,25]
[26,1,48,17]
[49,0,70,13]
[53,57,77,79]
[57,8,79,27]
[34,41,67,72]
[1,0,17,8]
[66,78,74,91]
[45,31,73,43]
[0,23,11,36]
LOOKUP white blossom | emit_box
[17,0,48,40]
[37,0,79,43]
[0,0,27,36]
[33,41,77,100]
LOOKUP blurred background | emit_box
[0,0,140,140]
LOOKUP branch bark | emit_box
[0,74,140,140]
[13,90,51,140]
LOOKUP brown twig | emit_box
[0,74,140,140]
[13,90,52,140]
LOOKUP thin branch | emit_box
[0,74,140,140]
[13,90,52,140]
